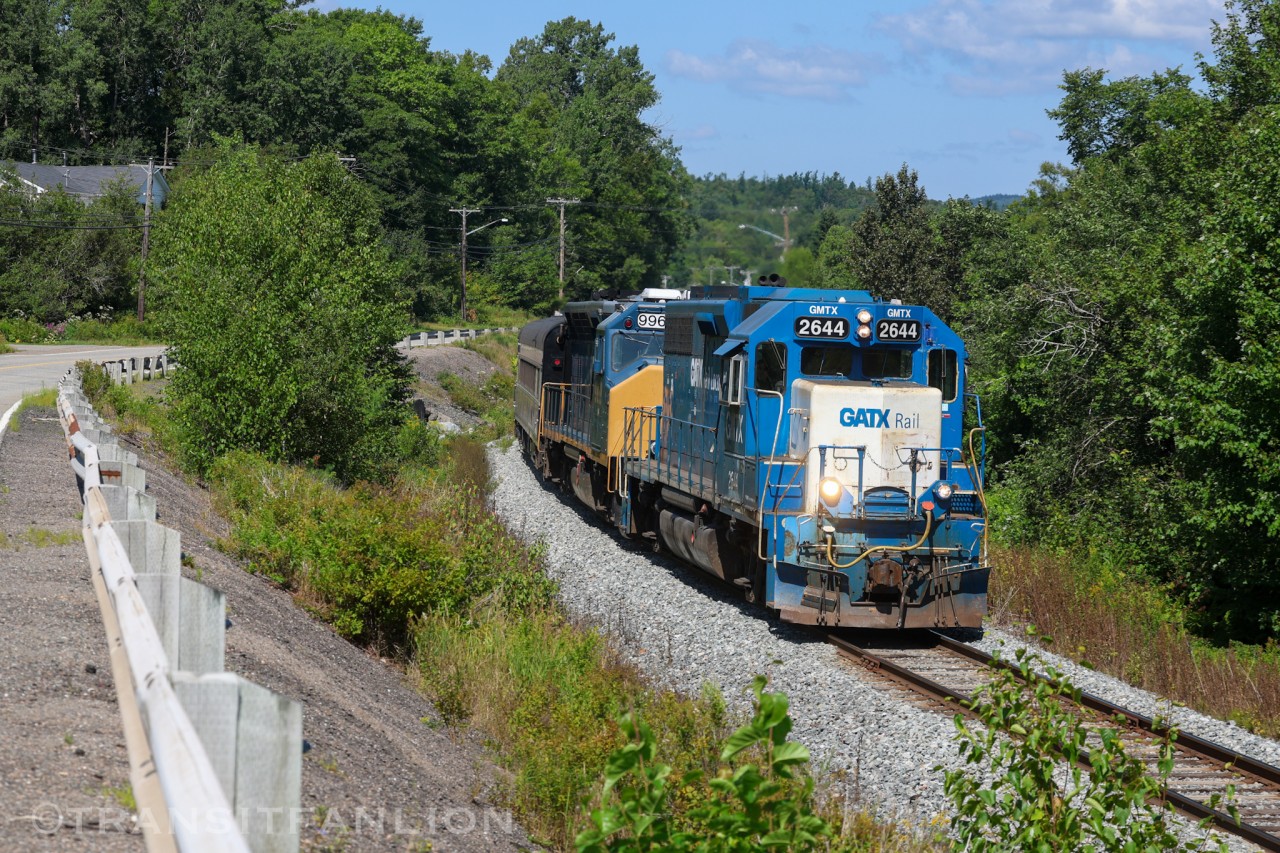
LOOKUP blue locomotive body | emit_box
[519,279,990,630]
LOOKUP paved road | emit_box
[0,344,165,415]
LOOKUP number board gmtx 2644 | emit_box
[874,318,921,342]
[794,317,849,339]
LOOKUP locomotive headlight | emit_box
[855,324,872,340]
[856,309,872,324]
[819,477,844,506]
[935,482,954,501]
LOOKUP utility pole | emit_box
[450,207,481,324]
[546,197,579,300]
[137,158,155,322]
[771,207,798,260]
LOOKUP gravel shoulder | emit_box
[0,408,143,852]
[488,442,1268,850]
[0,405,537,852]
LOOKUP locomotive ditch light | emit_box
[935,482,954,501]
[819,477,844,506]
[856,309,872,324]
[855,325,872,340]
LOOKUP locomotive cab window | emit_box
[755,342,787,393]
[928,349,958,402]
[862,348,913,380]
[800,345,854,377]
[725,354,745,406]
[611,331,661,371]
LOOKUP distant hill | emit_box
[970,193,1022,210]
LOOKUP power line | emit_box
[0,218,144,230]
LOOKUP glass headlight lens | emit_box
[935,482,954,500]
[856,325,872,340]
[856,309,872,324]
[819,477,844,506]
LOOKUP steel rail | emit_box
[827,631,1280,851]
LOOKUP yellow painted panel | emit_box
[607,365,664,461]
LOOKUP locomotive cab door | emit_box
[714,345,758,513]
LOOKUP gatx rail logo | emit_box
[839,408,923,429]
[840,407,889,428]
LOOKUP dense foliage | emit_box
[0,6,689,319]
[150,143,411,482]
[945,0,1280,641]
[0,164,142,322]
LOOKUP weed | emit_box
[103,783,136,812]
[942,635,1235,851]
[315,754,341,775]
[209,451,554,651]
[63,733,74,746]
[5,388,59,433]
[18,527,80,548]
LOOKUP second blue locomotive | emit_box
[516,276,991,630]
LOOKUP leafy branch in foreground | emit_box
[576,675,829,852]
[942,631,1237,852]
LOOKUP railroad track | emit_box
[829,631,1280,851]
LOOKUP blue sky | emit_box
[329,0,1227,200]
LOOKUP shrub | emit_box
[209,451,555,649]
[942,635,1235,851]
[151,142,411,484]
[576,675,831,852]
[76,360,113,406]
[0,316,51,344]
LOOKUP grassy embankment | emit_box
[0,315,160,346]
[85,343,935,851]
[988,544,1280,736]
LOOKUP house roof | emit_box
[1,163,170,207]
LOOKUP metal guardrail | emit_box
[398,326,516,348]
[56,367,301,853]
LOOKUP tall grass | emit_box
[990,545,1280,735]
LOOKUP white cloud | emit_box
[685,124,719,140]
[666,40,882,101]
[877,0,1226,95]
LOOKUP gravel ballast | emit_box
[489,443,1271,849]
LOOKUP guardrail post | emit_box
[96,484,157,522]
[172,674,302,853]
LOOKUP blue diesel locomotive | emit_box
[517,277,990,630]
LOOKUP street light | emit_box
[450,208,509,323]
[739,223,791,262]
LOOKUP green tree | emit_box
[151,142,410,483]
[0,170,141,321]
[497,17,690,296]
[818,165,961,316]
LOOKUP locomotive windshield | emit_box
[610,330,663,371]
[800,345,853,377]
[863,349,913,379]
